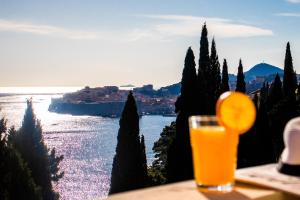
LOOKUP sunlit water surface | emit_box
[0,87,175,200]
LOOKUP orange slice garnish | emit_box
[216,91,256,134]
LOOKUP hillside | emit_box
[245,63,283,81]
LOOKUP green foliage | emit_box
[208,38,221,114]
[198,23,210,78]
[175,47,198,114]
[49,149,64,182]
[8,100,63,200]
[236,59,246,93]
[221,59,230,94]
[148,122,176,185]
[238,92,275,168]
[0,118,42,200]
[167,47,198,183]
[283,42,297,99]
[238,48,300,167]
[268,98,299,161]
[139,135,148,185]
[155,29,299,190]
[197,23,210,115]
[269,73,283,107]
[109,92,148,194]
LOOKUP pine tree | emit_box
[167,47,197,182]
[109,92,148,194]
[197,23,210,114]
[8,100,63,200]
[221,59,230,93]
[283,42,297,99]
[235,59,246,93]
[0,118,42,200]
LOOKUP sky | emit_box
[0,0,299,87]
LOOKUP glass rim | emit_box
[189,115,217,122]
[189,115,221,128]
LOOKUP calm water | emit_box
[0,87,175,200]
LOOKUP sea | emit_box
[0,87,175,200]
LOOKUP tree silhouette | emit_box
[197,23,210,114]
[198,23,210,79]
[149,122,176,185]
[209,38,221,113]
[283,42,297,99]
[221,59,230,93]
[167,47,197,182]
[269,73,283,107]
[0,117,42,200]
[236,59,246,93]
[109,92,148,194]
[175,47,198,114]
[256,89,275,164]
[8,100,63,200]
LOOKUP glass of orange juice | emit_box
[189,116,238,192]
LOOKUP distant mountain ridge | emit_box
[163,62,286,94]
[244,63,283,81]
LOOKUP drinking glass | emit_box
[189,116,238,192]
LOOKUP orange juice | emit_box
[190,126,238,187]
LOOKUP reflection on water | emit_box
[0,91,174,200]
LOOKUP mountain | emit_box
[161,63,284,94]
[244,63,283,82]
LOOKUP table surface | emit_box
[105,180,300,200]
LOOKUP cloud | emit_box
[0,16,274,42]
[0,19,99,40]
[276,12,300,17]
[132,15,273,40]
[285,0,300,3]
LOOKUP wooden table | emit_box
[106,180,299,200]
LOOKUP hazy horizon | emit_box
[0,0,299,87]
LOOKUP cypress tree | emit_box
[221,59,230,93]
[175,47,198,114]
[8,100,63,200]
[167,47,197,182]
[0,118,42,200]
[283,42,297,99]
[268,43,299,161]
[269,73,283,107]
[260,82,268,103]
[198,23,210,78]
[197,23,210,114]
[235,59,246,93]
[140,135,148,186]
[109,92,148,194]
[216,59,222,98]
[208,38,221,114]
[268,97,298,161]
[255,92,275,164]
